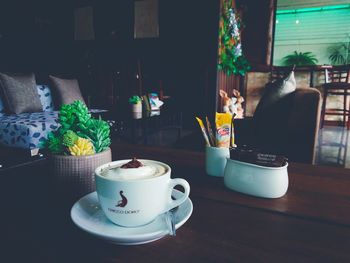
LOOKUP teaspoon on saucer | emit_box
[166,195,179,236]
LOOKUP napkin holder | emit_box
[224,158,288,198]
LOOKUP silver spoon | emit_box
[165,196,179,236]
[165,209,176,236]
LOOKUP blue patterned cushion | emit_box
[0,111,59,149]
[0,97,4,112]
[36,85,54,111]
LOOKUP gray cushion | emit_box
[49,75,85,108]
[0,72,42,114]
[254,71,296,118]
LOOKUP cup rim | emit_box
[95,159,171,182]
[226,158,288,170]
[205,145,230,151]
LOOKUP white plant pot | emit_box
[131,103,142,113]
[50,148,112,199]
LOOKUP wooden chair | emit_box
[320,65,350,129]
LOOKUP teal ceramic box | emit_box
[224,159,289,198]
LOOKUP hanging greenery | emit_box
[218,0,250,76]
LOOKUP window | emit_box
[273,3,350,66]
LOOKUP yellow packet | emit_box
[195,117,211,146]
[215,112,231,148]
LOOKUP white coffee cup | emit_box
[95,159,190,227]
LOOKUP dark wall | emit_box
[0,0,75,78]
[0,0,73,41]
[74,0,220,127]
[0,0,220,128]
[159,0,220,126]
[237,0,276,69]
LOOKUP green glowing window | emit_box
[273,4,350,66]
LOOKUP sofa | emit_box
[0,75,105,150]
[175,71,322,164]
[235,88,322,164]
[0,84,59,149]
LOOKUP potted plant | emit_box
[128,95,142,119]
[129,95,142,111]
[282,51,318,66]
[328,41,350,65]
[45,100,112,198]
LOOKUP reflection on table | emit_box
[96,107,182,145]
[316,126,349,168]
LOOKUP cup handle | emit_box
[165,178,190,212]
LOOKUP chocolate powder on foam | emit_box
[121,157,144,169]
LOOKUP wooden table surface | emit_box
[1,143,350,262]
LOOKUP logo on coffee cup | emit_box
[116,190,128,207]
[108,191,140,215]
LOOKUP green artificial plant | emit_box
[45,100,111,155]
[128,96,141,104]
[78,118,111,154]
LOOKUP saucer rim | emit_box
[70,189,193,244]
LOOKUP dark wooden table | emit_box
[1,143,350,262]
[95,106,182,144]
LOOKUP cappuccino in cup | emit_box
[100,159,167,180]
[95,159,190,227]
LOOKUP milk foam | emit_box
[101,160,167,180]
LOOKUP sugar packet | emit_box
[196,117,211,146]
[215,112,232,148]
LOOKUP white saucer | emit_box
[70,189,193,245]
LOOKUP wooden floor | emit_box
[316,126,350,169]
